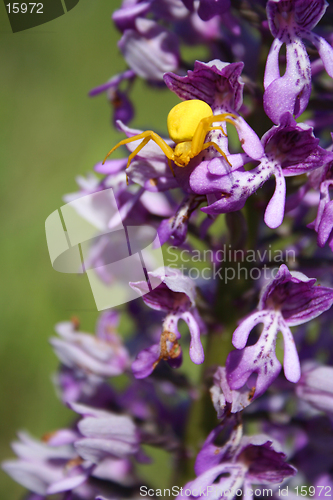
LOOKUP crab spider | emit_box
[103,99,237,179]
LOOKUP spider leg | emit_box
[148,132,176,176]
[201,141,232,167]
[212,115,238,130]
[103,131,155,163]
[191,113,236,156]
[103,131,175,174]
[207,126,227,137]
[126,136,151,169]
[125,135,151,184]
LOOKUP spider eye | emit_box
[167,100,213,143]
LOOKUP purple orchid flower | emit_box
[50,314,130,379]
[118,18,180,81]
[307,150,333,250]
[177,420,296,499]
[264,0,333,124]
[210,366,256,417]
[130,267,206,378]
[296,362,333,414]
[226,264,333,399]
[1,431,92,497]
[191,112,333,228]
[71,403,140,464]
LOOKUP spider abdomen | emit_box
[167,100,213,144]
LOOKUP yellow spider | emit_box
[103,99,237,178]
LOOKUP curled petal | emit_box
[235,116,264,160]
[181,311,205,364]
[264,165,286,229]
[317,200,333,247]
[232,311,270,350]
[278,318,301,383]
[263,40,311,123]
[119,19,179,81]
[297,363,333,413]
[307,31,333,78]
[264,37,283,89]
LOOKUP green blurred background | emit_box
[0,1,179,496]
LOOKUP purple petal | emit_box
[112,1,152,31]
[210,366,256,416]
[94,159,127,175]
[241,439,297,483]
[308,32,333,78]
[89,70,135,97]
[181,311,205,364]
[232,311,270,349]
[263,41,311,123]
[227,313,282,398]
[264,165,286,229]
[46,473,88,495]
[297,362,333,413]
[259,265,333,326]
[197,0,231,21]
[278,318,301,383]
[164,60,244,112]
[264,37,283,89]
[185,463,246,499]
[235,116,264,160]
[317,200,333,247]
[131,344,161,379]
[119,19,179,81]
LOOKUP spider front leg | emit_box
[103,131,176,182]
[103,131,156,165]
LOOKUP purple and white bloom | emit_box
[118,18,180,81]
[191,112,333,228]
[71,403,139,464]
[226,264,333,399]
[130,267,206,378]
[50,314,130,379]
[1,431,92,497]
[177,422,296,499]
[112,0,189,32]
[264,0,333,124]
[307,149,333,250]
[210,366,256,417]
[296,362,333,414]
